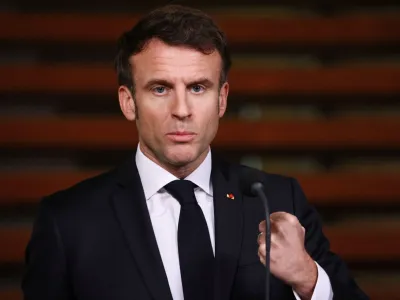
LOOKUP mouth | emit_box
[166,131,197,143]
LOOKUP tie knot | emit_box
[164,180,197,205]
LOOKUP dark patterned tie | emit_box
[164,180,214,300]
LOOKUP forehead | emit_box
[130,39,222,82]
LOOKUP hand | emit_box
[257,212,317,299]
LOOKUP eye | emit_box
[191,85,205,94]
[152,86,168,95]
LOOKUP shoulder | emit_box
[234,162,296,192]
[234,163,311,216]
[213,152,296,192]
[41,167,119,214]
[225,161,301,213]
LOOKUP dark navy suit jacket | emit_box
[22,153,368,300]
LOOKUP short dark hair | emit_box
[114,5,232,92]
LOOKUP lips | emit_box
[166,131,196,142]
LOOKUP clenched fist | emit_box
[258,212,317,299]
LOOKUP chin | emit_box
[164,144,199,166]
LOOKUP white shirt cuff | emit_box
[293,261,333,300]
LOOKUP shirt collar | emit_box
[185,150,212,197]
[135,144,213,200]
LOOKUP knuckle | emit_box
[258,220,266,231]
[286,214,299,227]
[257,233,264,244]
[275,224,285,233]
[270,212,281,221]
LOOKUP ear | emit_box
[118,85,136,121]
[218,81,229,118]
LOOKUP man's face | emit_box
[119,39,228,169]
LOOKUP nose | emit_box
[171,88,191,120]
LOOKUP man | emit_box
[22,5,368,300]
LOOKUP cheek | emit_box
[200,98,220,123]
[136,100,168,136]
[195,100,220,138]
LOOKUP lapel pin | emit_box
[226,193,235,200]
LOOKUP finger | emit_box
[285,213,300,226]
[258,220,266,232]
[259,256,266,266]
[270,218,285,238]
[270,211,299,226]
[301,226,305,234]
[270,211,288,222]
[257,232,265,245]
[270,230,281,249]
[258,249,266,264]
[270,213,287,234]
[258,243,266,257]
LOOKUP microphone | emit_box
[240,170,271,300]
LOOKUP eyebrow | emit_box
[186,78,214,88]
[144,77,214,90]
[144,79,173,90]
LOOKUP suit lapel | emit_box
[110,158,173,300]
[212,154,244,300]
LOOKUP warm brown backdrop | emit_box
[0,0,399,299]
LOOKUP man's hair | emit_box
[114,5,232,92]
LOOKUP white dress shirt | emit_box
[135,145,333,300]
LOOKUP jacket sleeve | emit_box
[290,178,369,300]
[21,198,73,300]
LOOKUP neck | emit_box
[139,144,209,179]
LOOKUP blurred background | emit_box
[0,0,399,299]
